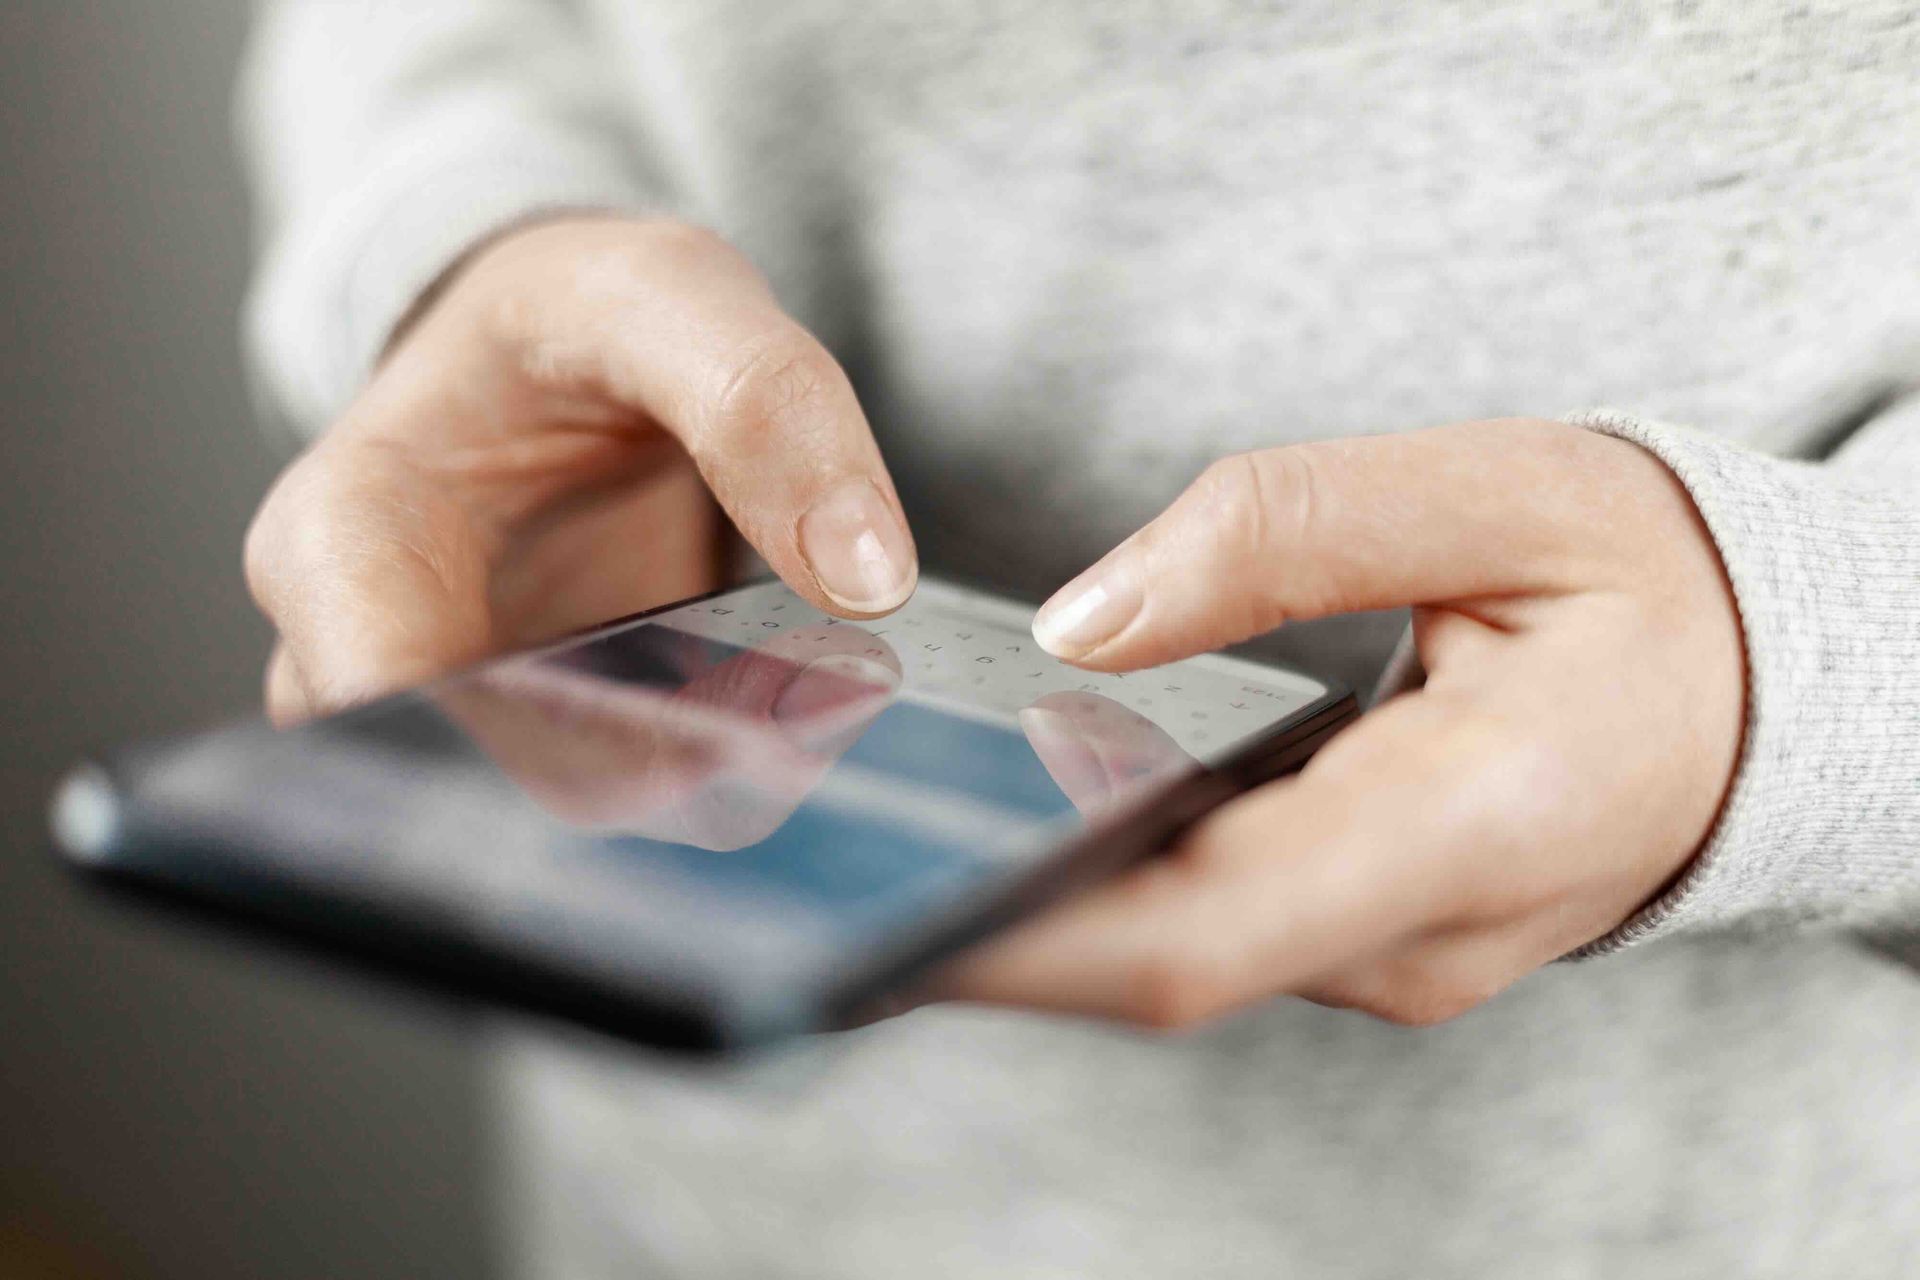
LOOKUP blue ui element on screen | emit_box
[598,789,992,935]
[522,626,1082,931]
[546,624,1080,817]
[837,701,1076,819]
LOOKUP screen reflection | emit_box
[430,617,1198,855]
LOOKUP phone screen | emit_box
[101,579,1332,1021]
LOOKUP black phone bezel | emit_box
[53,580,1360,1053]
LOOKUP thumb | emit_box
[1030,419,1600,671]
[245,435,493,720]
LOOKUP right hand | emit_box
[245,217,918,723]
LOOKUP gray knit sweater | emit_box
[240,2,1920,1275]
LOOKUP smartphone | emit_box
[51,577,1355,1050]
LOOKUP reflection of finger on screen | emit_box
[1019,705,1113,812]
[434,664,813,830]
[771,653,900,754]
[672,624,900,728]
[1020,690,1196,815]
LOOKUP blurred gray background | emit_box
[0,5,490,1277]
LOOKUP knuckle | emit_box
[525,223,744,338]
[1296,980,1363,1013]
[475,220,753,373]
[263,649,312,726]
[1192,452,1270,549]
[575,220,731,286]
[1199,448,1315,546]
[241,439,362,606]
[242,459,314,612]
[241,506,278,607]
[708,334,845,445]
[630,218,732,263]
[1373,987,1479,1028]
[1124,934,1238,1031]
[1185,448,1321,625]
[1365,960,1503,1028]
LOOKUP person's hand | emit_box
[244,217,917,723]
[937,418,1745,1028]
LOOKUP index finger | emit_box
[1031,420,1649,669]
[476,220,920,618]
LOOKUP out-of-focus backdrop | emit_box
[1,5,490,1277]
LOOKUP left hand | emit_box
[936,418,1746,1028]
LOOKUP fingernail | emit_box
[1032,561,1141,658]
[799,481,917,613]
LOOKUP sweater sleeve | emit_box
[1567,399,1920,954]
[238,0,670,437]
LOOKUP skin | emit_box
[246,215,917,722]
[246,216,1746,1031]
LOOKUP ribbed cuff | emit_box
[1568,410,1920,952]
[246,143,659,438]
